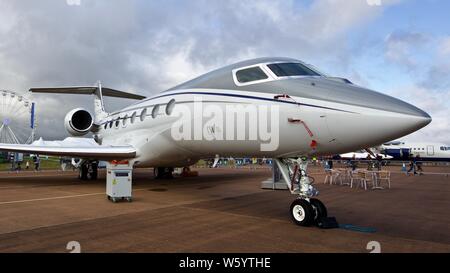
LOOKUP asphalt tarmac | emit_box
[0,166,448,253]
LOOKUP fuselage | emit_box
[94,57,431,167]
[381,141,450,161]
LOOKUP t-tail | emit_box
[29,82,146,125]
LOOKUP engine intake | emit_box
[64,108,93,136]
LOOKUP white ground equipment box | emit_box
[106,162,133,202]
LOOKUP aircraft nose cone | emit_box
[381,95,432,132]
[409,107,432,129]
[323,85,432,153]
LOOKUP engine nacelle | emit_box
[64,108,94,136]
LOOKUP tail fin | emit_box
[30,82,146,124]
[94,82,107,123]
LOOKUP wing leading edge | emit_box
[0,141,136,160]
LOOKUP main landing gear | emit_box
[78,161,98,181]
[154,167,174,179]
[274,158,328,226]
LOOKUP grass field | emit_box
[0,156,62,171]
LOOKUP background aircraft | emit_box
[380,141,450,161]
[339,151,393,160]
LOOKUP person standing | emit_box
[416,155,423,175]
[33,155,40,172]
[376,155,382,171]
[9,153,15,172]
[407,155,416,176]
[351,154,357,171]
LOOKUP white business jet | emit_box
[0,57,431,226]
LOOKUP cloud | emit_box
[420,36,450,90]
[384,30,429,70]
[0,0,405,140]
[382,30,449,144]
[438,36,450,56]
[389,84,450,144]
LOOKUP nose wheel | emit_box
[290,198,328,226]
[290,199,314,226]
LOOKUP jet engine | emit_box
[64,108,93,136]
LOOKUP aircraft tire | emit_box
[79,164,88,180]
[154,167,160,179]
[310,198,328,224]
[290,199,314,226]
[89,163,98,180]
[154,167,173,179]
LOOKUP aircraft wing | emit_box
[0,138,136,160]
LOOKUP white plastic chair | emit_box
[378,171,391,189]
[351,171,368,190]
[324,169,333,184]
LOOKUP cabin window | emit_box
[115,119,120,128]
[123,114,128,126]
[236,66,268,83]
[109,121,113,128]
[166,99,176,115]
[131,112,137,124]
[140,108,147,122]
[104,123,107,130]
[267,62,320,77]
[152,105,160,118]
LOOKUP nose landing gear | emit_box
[275,158,329,227]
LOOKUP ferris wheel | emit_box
[0,90,36,144]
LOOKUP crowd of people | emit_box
[324,154,425,175]
[406,155,424,175]
[3,153,426,175]
[7,153,41,172]
[205,157,273,168]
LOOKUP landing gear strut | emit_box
[154,167,174,179]
[78,161,98,181]
[274,157,328,226]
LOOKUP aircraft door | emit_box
[427,145,434,156]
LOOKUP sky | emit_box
[0,0,448,143]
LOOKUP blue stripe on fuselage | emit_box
[102,90,357,124]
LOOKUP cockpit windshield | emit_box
[235,66,268,83]
[267,62,321,77]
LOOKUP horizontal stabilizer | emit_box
[0,138,136,160]
[30,86,146,100]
